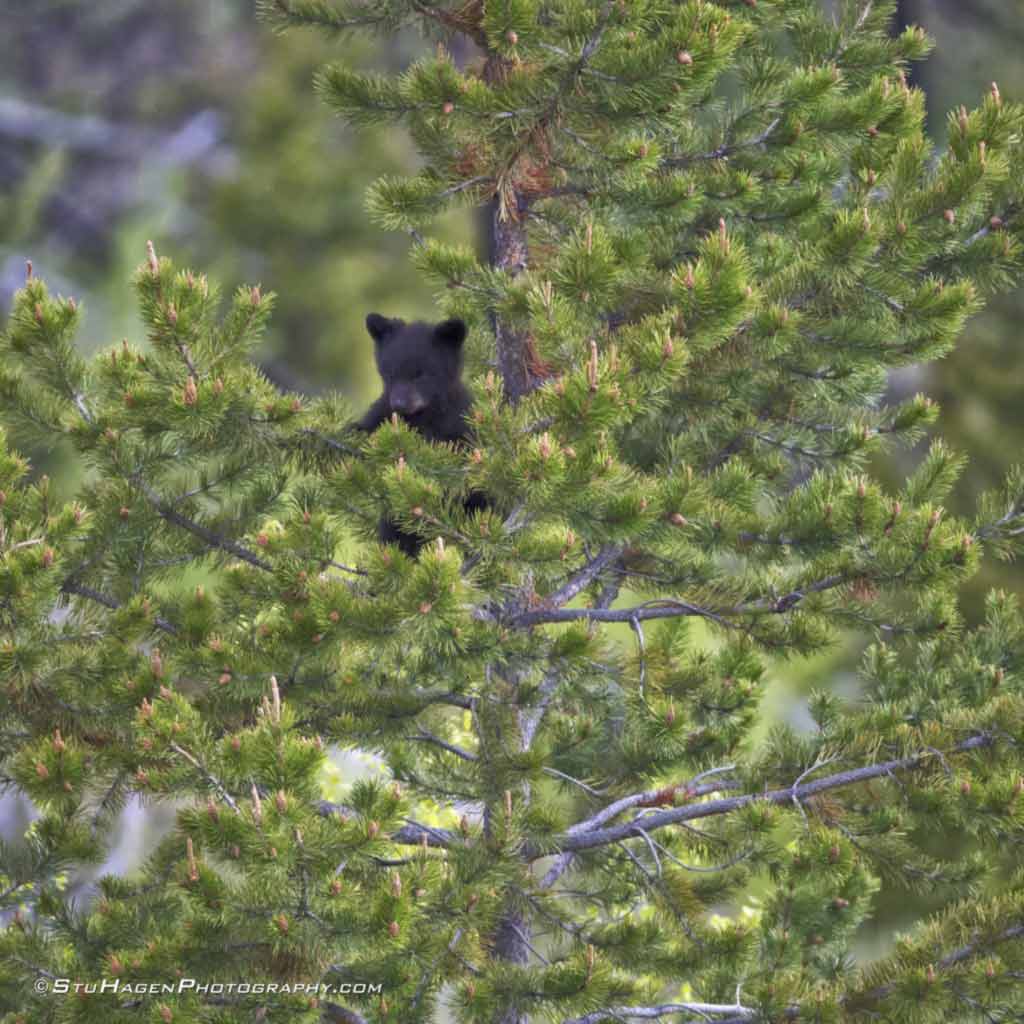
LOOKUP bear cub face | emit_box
[361,313,471,442]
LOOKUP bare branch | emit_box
[564,767,742,839]
[541,734,993,856]
[564,1001,755,1024]
[537,767,739,891]
[544,544,625,609]
[511,573,849,628]
[513,596,729,629]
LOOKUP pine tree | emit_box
[4,2,1024,1023]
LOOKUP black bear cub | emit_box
[355,313,485,555]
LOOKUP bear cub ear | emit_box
[366,313,403,344]
[434,318,467,348]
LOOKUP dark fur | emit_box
[355,313,485,555]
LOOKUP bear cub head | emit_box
[364,313,471,441]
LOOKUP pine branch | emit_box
[540,767,740,890]
[574,3,615,73]
[542,734,994,856]
[850,922,1024,1008]
[0,879,33,905]
[520,667,562,749]
[963,205,1019,247]
[410,1,488,48]
[61,367,271,600]
[568,921,1024,1023]
[60,578,179,636]
[975,488,1024,541]
[663,117,782,169]
[297,428,362,457]
[316,801,455,847]
[258,0,389,34]
[131,475,273,572]
[168,742,241,813]
[565,767,742,840]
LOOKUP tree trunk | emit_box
[480,668,534,1024]
[492,907,530,1024]
[489,194,534,404]
[482,49,536,1024]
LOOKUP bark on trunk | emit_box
[480,668,534,1024]
[482,48,536,1024]
[489,194,534,404]
[492,906,530,1024]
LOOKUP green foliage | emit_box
[3,3,1024,1024]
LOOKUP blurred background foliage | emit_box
[0,0,1021,955]
[0,0,469,422]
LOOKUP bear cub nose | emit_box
[389,383,427,416]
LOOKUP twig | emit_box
[643,833,754,874]
[790,755,842,828]
[407,729,478,762]
[508,920,551,966]
[663,117,782,168]
[542,767,606,797]
[168,743,240,813]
